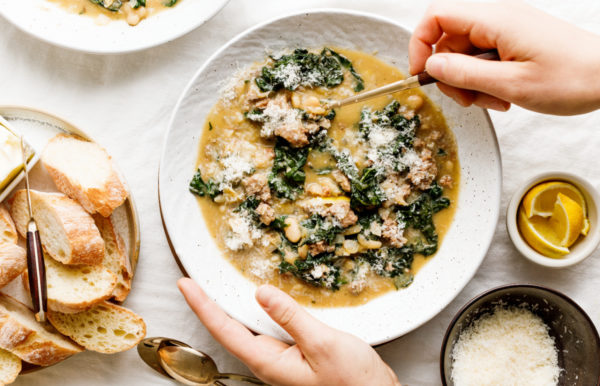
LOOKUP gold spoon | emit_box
[326,50,499,109]
[158,343,268,385]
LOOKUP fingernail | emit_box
[255,284,276,307]
[425,55,447,77]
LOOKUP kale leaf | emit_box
[89,0,122,11]
[396,183,450,255]
[163,0,178,6]
[317,144,385,210]
[189,169,221,199]
[363,246,414,278]
[350,167,385,209]
[301,214,344,246]
[255,48,363,92]
[234,196,260,223]
[132,0,145,8]
[279,253,343,290]
[268,139,308,200]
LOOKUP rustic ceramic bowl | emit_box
[440,284,600,386]
[0,0,230,54]
[159,9,502,345]
[506,171,600,268]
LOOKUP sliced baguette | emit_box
[23,255,117,314]
[42,134,128,217]
[48,301,146,354]
[0,293,82,366]
[93,215,132,302]
[0,348,20,385]
[10,190,105,266]
[0,205,17,245]
[0,244,26,289]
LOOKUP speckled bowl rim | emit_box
[158,8,502,346]
[506,171,600,268]
[439,283,600,386]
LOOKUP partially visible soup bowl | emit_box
[440,284,600,386]
[159,9,502,345]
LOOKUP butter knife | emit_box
[20,136,47,323]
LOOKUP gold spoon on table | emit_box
[325,50,499,109]
[158,343,268,385]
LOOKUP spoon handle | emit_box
[329,49,500,108]
[218,373,269,385]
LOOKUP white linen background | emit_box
[1,0,599,384]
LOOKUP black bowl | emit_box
[440,284,600,386]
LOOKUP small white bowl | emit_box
[506,171,600,268]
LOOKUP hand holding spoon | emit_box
[326,50,499,109]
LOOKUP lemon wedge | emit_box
[518,208,570,258]
[521,181,589,235]
[549,193,584,247]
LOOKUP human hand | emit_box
[409,0,600,115]
[177,278,401,386]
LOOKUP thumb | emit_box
[256,285,332,348]
[425,52,519,99]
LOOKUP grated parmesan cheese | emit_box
[451,307,560,386]
[224,211,263,251]
[215,154,254,191]
[247,98,303,138]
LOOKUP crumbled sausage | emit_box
[350,279,366,295]
[307,241,336,256]
[243,173,271,202]
[256,203,275,225]
[382,218,407,248]
[440,175,453,189]
[332,170,351,192]
[381,174,411,206]
[408,149,438,190]
[300,199,358,228]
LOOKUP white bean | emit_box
[284,217,302,243]
[358,234,382,249]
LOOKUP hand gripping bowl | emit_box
[158,9,502,345]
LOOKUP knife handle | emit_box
[417,49,501,86]
[26,223,47,322]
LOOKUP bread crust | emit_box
[0,348,21,385]
[0,244,26,289]
[0,205,17,245]
[93,215,132,302]
[47,301,146,354]
[0,293,82,366]
[10,190,105,266]
[42,134,129,217]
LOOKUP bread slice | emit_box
[10,190,105,266]
[0,293,82,366]
[48,301,145,354]
[93,215,131,302]
[23,255,117,314]
[0,244,26,289]
[42,134,128,217]
[0,205,17,245]
[0,348,21,385]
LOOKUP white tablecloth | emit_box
[1,0,599,385]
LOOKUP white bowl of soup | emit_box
[0,0,230,53]
[159,9,502,345]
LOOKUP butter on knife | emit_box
[0,120,35,195]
